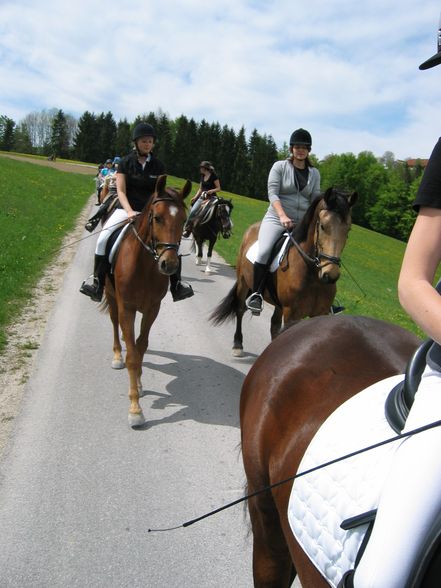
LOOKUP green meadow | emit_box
[0,157,425,353]
[0,157,94,350]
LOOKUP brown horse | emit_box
[104,175,191,427]
[240,314,421,587]
[210,188,357,356]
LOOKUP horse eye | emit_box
[153,215,162,223]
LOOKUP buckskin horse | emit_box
[104,175,191,427]
[240,314,430,587]
[210,188,357,356]
[190,197,233,273]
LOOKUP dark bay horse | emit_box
[104,175,191,427]
[211,188,357,355]
[190,197,233,273]
[241,315,421,587]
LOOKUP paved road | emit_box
[0,207,285,588]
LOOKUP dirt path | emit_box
[0,154,95,458]
[1,153,97,175]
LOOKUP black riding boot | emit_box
[170,256,194,302]
[245,262,268,316]
[79,254,108,302]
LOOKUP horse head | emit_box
[140,175,191,275]
[313,187,357,283]
[217,198,234,239]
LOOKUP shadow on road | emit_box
[133,349,258,431]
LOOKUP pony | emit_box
[104,175,191,427]
[240,314,423,587]
[190,197,233,273]
[210,188,357,356]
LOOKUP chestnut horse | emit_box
[210,188,357,356]
[241,314,421,587]
[104,175,191,427]
[191,197,233,274]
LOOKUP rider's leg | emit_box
[80,209,128,302]
[170,255,194,301]
[245,217,281,315]
[183,198,203,237]
[353,365,441,588]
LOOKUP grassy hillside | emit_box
[0,157,94,350]
[0,158,426,354]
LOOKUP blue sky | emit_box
[1,0,440,160]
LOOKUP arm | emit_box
[268,162,293,229]
[398,207,441,343]
[116,173,137,220]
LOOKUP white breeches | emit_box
[95,208,129,256]
[354,365,441,587]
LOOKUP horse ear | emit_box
[348,191,358,207]
[323,187,335,205]
[181,179,192,201]
[156,174,167,194]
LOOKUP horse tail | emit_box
[210,282,239,325]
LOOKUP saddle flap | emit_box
[246,233,291,273]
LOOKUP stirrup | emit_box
[79,277,103,302]
[245,293,263,316]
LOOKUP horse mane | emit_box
[292,188,351,243]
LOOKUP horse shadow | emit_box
[134,349,252,430]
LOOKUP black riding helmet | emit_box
[132,122,156,141]
[289,128,312,149]
[420,13,441,70]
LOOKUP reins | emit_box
[147,417,441,533]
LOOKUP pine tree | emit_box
[0,115,16,151]
[74,111,99,163]
[50,109,70,158]
[115,119,132,158]
[231,127,250,195]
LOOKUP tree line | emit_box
[0,109,425,241]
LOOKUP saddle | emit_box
[195,197,218,226]
[246,232,291,273]
[289,338,437,587]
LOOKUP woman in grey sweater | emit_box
[246,128,321,314]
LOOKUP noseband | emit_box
[131,195,182,262]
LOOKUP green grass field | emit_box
[0,157,94,350]
[0,157,427,353]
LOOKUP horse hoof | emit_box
[205,268,213,274]
[128,412,145,428]
[195,258,202,266]
[232,348,244,358]
[112,359,125,369]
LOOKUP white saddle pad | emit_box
[109,223,131,264]
[246,234,290,273]
[288,374,404,587]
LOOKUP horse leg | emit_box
[205,239,215,274]
[107,287,125,369]
[196,238,203,266]
[232,279,248,357]
[270,306,283,340]
[119,308,145,428]
[247,491,296,587]
[135,304,161,397]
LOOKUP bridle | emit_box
[131,195,182,262]
[289,217,343,271]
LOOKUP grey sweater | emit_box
[265,159,321,223]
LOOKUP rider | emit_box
[245,129,321,315]
[79,122,194,303]
[341,17,441,588]
[182,161,221,237]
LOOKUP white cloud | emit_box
[1,0,441,159]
